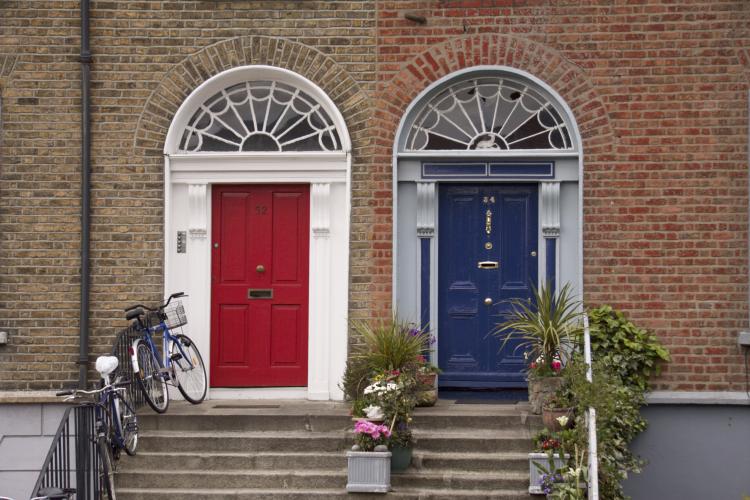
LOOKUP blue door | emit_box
[438,183,538,388]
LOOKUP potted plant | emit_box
[542,386,575,432]
[415,353,441,407]
[493,281,582,414]
[365,371,417,472]
[528,427,573,495]
[344,317,428,473]
[346,419,392,493]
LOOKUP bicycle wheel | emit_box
[97,435,117,500]
[170,334,207,404]
[116,389,138,456]
[134,340,169,413]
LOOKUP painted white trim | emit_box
[646,391,750,406]
[164,66,350,401]
[164,65,351,155]
[399,150,579,159]
[392,65,585,309]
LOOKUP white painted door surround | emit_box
[392,66,584,369]
[163,65,351,400]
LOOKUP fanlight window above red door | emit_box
[405,77,573,152]
[179,80,342,153]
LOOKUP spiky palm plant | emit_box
[493,281,583,375]
[350,317,428,373]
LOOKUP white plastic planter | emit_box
[528,452,569,495]
[346,450,391,493]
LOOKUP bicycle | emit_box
[56,355,139,500]
[125,292,207,413]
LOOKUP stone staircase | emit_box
[116,400,539,499]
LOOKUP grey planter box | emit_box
[528,452,569,495]
[346,450,391,493]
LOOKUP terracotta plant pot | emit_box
[542,406,574,431]
[527,375,564,415]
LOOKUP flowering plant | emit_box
[353,419,391,451]
[526,352,564,377]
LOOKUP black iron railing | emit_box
[31,405,107,499]
[110,325,145,411]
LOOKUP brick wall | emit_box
[0,1,377,390]
[373,0,750,391]
[0,0,748,391]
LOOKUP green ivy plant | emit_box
[544,306,670,500]
[587,305,671,391]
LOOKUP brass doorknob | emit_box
[484,297,493,306]
[256,264,265,273]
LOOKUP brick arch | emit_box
[133,36,370,156]
[378,34,617,158]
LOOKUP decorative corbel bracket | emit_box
[188,184,208,239]
[417,182,436,238]
[541,182,560,239]
[311,183,331,238]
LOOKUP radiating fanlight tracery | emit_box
[179,80,342,153]
[405,77,573,152]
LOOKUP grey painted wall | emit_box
[0,404,67,500]
[624,404,750,500]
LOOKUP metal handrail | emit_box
[31,405,105,500]
[582,313,599,500]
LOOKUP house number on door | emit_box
[255,205,267,215]
[485,209,492,235]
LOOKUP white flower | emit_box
[556,415,569,428]
[385,382,399,392]
[363,405,384,420]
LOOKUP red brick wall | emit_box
[373,0,750,391]
[0,1,748,391]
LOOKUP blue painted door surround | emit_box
[438,183,538,388]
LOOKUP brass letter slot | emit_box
[248,289,273,300]
[477,261,499,269]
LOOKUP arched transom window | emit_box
[405,76,572,151]
[179,80,342,153]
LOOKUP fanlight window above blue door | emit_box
[179,80,342,153]
[405,77,572,151]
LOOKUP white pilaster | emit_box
[308,183,332,400]
[186,183,210,397]
[541,182,561,288]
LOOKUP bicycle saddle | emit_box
[95,355,119,376]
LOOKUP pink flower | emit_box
[530,361,538,369]
[551,360,562,372]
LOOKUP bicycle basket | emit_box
[163,300,188,329]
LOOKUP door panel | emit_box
[438,183,538,388]
[211,184,310,387]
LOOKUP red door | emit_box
[210,184,310,387]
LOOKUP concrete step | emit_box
[136,410,539,433]
[413,451,530,472]
[117,451,347,471]
[118,450,531,473]
[116,469,347,490]
[135,430,350,453]
[116,487,536,500]
[412,430,533,453]
[137,413,351,433]
[116,468,529,491]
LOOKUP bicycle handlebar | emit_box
[124,292,186,314]
[55,382,128,402]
